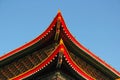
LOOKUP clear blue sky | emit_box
[0,0,120,72]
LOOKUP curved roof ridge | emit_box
[10,40,94,80]
[59,12,120,77]
[0,12,60,61]
[0,11,120,78]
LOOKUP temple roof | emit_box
[0,11,120,80]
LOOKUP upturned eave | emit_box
[0,11,120,79]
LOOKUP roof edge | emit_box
[0,11,61,61]
[59,13,120,76]
[10,40,94,80]
[1,11,119,77]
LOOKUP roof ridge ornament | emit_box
[59,39,64,45]
[54,15,61,42]
[56,39,64,68]
[58,9,61,13]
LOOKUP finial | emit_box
[58,9,61,13]
[59,39,63,45]
[59,39,64,52]
[57,9,62,20]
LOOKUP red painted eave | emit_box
[0,11,120,77]
[11,41,94,80]
[0,12,61,61]
[57,12,120,77]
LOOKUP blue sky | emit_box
[0,0,120,72]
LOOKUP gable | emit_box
[0,11,120,80]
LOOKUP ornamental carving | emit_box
[0,44,55,79]
[70,52,111,80]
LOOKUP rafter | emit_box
[0,11,119,80]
